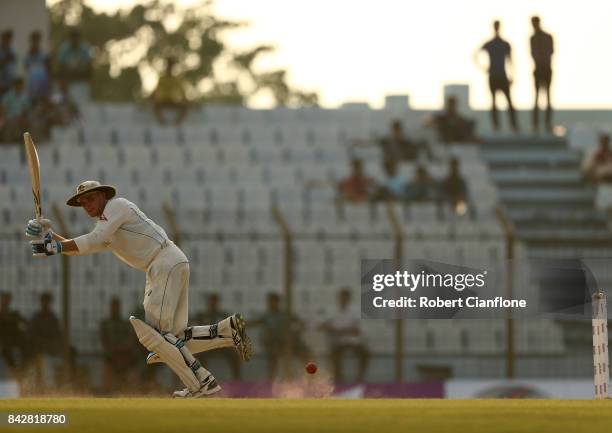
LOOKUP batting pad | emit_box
[145,320,238,365]
[161,331,212,383]
[186,337,235,354]
[186,323,235,352]
[147,337,234,364]
[129,316,200,392]
[215,317,234,338]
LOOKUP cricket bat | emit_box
[23,132,43,221]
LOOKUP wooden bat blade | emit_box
[23,132,43,220]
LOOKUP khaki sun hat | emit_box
[66,180,117,207]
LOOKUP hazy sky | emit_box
[73,0,612,109]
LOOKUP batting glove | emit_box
[30,232,62,257]
[25,218,53,238]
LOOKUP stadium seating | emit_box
[0,104,593,380]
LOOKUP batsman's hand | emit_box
[25,218,53,238]
[30,232,62,257]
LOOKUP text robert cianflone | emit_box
[372,296,527,309]
[371,270,487,292]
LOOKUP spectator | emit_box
[56,29,92,82]
[372,158,408,201]
[0,30,16,97]
[254,293,310,381]
[56,29,93,105]
[194,294,240,379]
[48,79,80,127]
[583,134,612,184]
[153,56,188,125]
[100,297,139,393]
[0,292,28,375]
[379,120,429,162]
[441,158,469,216]
[530,16,554,133]
[320,288,369,383]
[29,292,63,390]
[29,292,63,355]
[24,31,51,104]
[430,96,477,143]
[475,20,519,132]
[337,159,376,203]
[405,164,440,203]
[24,31,47,71]
[0,77,30,142]
[25,78,77,142]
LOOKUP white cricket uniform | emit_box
[324,308,364,347]
[72,197,189,336]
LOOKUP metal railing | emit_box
[0,200,521,382]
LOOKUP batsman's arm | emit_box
[31,234,107,257]
[42,223,115,256]
[49,233,80,254]
[59,239,79,255]
[60,238,109,256]
[46,232,80,256]
[50,231,68,242]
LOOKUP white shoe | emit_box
[172,375,221,398]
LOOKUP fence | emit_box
[0,204,600,384]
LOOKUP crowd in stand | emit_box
[428,96,477,144]
[0,286,369,394]
[0,29,86,144]
[248,289,368,383]
[4,13,611,396]
[336,115,473,219]
[0,25,194,139]
[583,133,612,185]
[0,290,148,394]
[0,292,71,392]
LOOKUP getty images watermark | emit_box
[371,269,526,309]
[361,259,602,320]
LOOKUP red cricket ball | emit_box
[305,362,318,375]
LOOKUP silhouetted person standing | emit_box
[0,292,27,374]
[530,16,554,133]
[476,20,518,132]
[29,292,63,391]
[100,297,139,393]
[320,288,369,383]
[0,30,16,98]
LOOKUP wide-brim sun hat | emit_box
[66,180,117,207]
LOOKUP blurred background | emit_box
[0,0,611,398]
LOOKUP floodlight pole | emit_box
[386,201,404,382]
[496,206,515,379]
[52,203,72,377]
[273,205,294,380]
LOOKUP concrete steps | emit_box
[482,135,612,255]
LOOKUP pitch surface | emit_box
[0,398,611,432]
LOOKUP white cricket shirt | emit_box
[72,197,172,271]
[325,308,364,346]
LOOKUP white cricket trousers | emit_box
[143,242,189,337]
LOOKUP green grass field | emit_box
[0,398,611,433]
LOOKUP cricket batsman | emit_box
[25,180,251,398]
